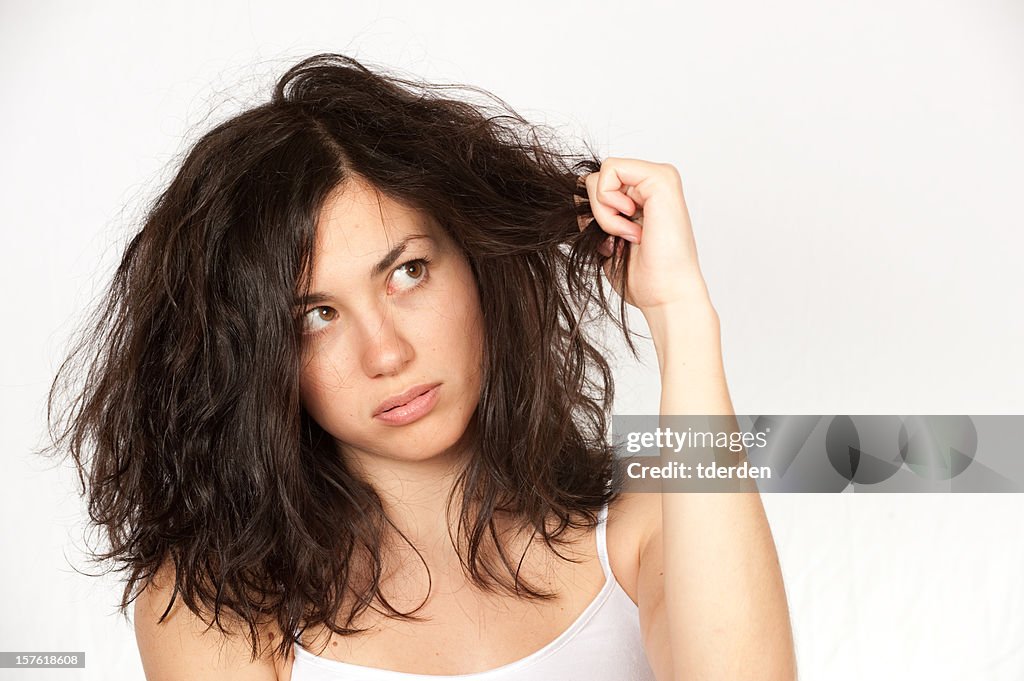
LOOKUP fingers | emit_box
[577,176,619,256]
[584,157,678,244]
[585,172,641,243]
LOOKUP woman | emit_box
[44,53,796,680]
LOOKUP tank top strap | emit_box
[595,501,612,581]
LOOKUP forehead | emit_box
[314,178,437,258]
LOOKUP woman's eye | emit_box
[301,259,430,336]
[303,306,337,334]
[391,258,430,292]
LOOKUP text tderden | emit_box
[627,461,771,479]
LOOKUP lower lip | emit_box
[373,385,441,426]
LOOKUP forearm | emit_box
[645,300,797,681]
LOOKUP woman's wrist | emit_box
[640,296,723,378]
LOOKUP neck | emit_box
[339,427,481,552]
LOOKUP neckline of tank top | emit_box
[292,504,618,680]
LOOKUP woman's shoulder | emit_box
[605,491,663,606]
[134,559,287,680]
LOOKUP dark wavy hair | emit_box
[40,52,643,663]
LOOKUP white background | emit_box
[2,1,1023,679]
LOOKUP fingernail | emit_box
[623,233,639,244]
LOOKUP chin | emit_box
[345,418,463,458]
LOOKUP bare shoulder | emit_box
[605,491,664,606]
[134,560,289,680]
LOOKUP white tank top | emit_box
[290,502,658,680]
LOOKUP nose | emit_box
[357,302,415,378]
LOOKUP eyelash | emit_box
[302,256,433,337]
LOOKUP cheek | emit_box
[444,283,485,370]
[299,354,327,396]
[298,354,352,419]
[298,369,326,421]
[419,272,483,351]
[300,336,356,385]
[300,378,361,445]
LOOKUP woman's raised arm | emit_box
[582,158,797,681]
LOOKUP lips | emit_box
[373,382,441,416]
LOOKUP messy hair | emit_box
[41,53,641,662]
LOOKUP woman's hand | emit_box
[580,158,713,316]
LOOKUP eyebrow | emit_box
[295,234,433,307]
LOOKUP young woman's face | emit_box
[298,178,485,468]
